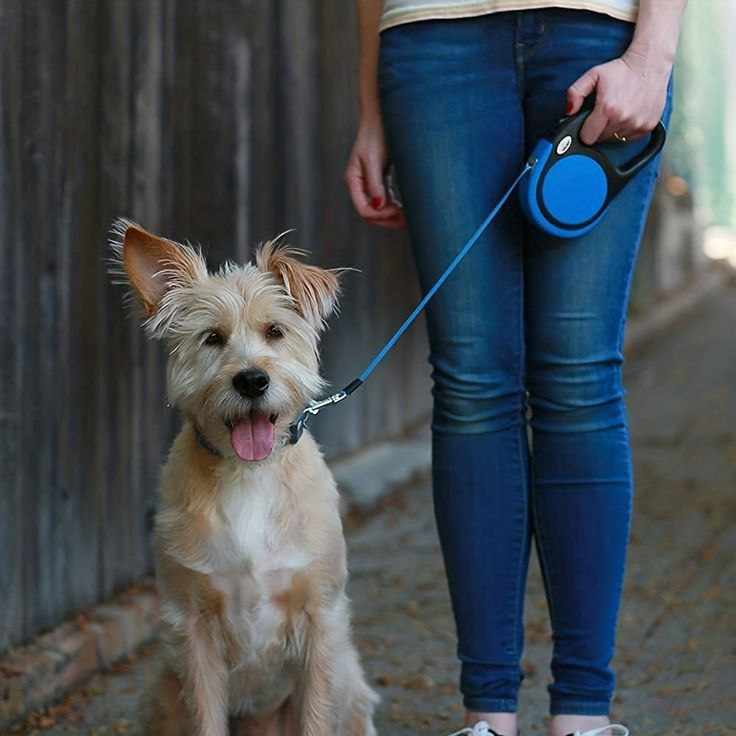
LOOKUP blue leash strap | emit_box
[288,160,535,444]
[358,161,534,384]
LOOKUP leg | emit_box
[332,612,379,736]
[142,666,190,736]
[379,15,530,730]
[295,597,378,736]
[334,645,379,736]
[520,8,674,728]
[180,617,229,736]
[295,613,336,736]
[333,653,379,735]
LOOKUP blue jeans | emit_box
[378,9,673,716]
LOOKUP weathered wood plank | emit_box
[0,0,24,652]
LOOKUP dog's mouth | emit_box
[225,412,278,462]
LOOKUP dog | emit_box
[110,221,378,736]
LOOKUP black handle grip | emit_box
[553,108,667,185]
[553,107,591,141]
[614,121,667,180]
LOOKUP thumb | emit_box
[567,66,599,115]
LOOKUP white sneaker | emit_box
[449,722,503,736]
[567,726,629,736]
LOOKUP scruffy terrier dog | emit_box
[111,221,377,736]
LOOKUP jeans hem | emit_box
[463,696,518,713]
[549,700,611,716]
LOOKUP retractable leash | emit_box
[288,108,666,444]
[520,109,666,237]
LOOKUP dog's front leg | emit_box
[295,614,336,736]
[182,616,229,736]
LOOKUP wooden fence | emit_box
[0,0,431,652]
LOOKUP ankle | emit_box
[465,711,518,736]
[548,714,610,736]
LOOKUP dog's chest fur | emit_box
[161,467,315,663]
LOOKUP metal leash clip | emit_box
[306,390,349,415]
[288,390,348,445]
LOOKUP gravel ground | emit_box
[8,283,735,736]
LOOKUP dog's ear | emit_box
[110,219,206,318]
[256,239,341,330]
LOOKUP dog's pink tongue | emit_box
[230,414,275,462]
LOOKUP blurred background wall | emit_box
[631,0,736,310]
[0,0,730,652]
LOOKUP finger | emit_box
[344,163,377,219]
[599,123,637,142]
[579,101,610,145]
[344,153,391,215]
[567,67,599,115]
[361,203,405,223]
[599,114,648,143]
[359,151,387,210]
[621,130,647,142]
[345,168,404,223]
[369,213,406,229]
[362,154,388,210]
[353,206,405,228]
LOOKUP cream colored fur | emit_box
[111,221,377,736]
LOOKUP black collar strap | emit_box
[193,424,223,458]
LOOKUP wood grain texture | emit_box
[0,0,431,651]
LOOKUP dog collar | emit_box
[193,424,223,458]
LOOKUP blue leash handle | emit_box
[288,161,534,444]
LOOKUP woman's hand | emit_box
[566,47,672,145]
[344,113,406,229]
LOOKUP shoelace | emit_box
[448,721,501,736]
[569,725,630,736]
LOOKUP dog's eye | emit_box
[266,324,284,340]
[203,330,224,347]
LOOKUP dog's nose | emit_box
[232,368,270,399]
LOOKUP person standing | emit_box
[345,1,687,734]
